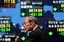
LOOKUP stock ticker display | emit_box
[48,21,64,36]
[0,16,11,32]
[0,0,64,42]
[21,0,43,17]
[0,0,16,8]
[53,0,64,12]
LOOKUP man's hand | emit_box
[15,36,19,42]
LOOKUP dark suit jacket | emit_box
[24,26,46,42]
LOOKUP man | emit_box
[23,16,46,42]
[15,16,46,42]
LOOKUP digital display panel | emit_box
[0,0,16,8]
[21,0,43,17]
[0,0,64,42]
[48,21,64,36]
[0,16,11,32]
[53,0,64,12]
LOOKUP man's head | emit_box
[23,16,37,31]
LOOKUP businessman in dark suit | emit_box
[15,16,46,42]
[23,16,46,42]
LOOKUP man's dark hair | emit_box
[26,16,37,24]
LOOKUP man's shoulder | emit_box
[29,26,44,36]
[33,26,44,34]
[35,26,43,32]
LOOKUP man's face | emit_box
[23,17,34,31]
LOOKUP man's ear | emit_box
[31,21,35,25]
